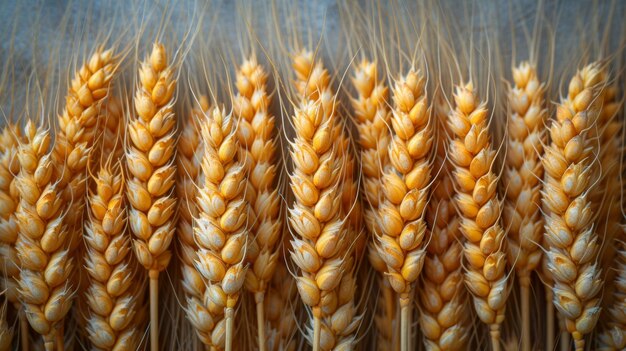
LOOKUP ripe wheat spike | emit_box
[126,42,177,351]
[288,50,350,351]
[53,47,117,253]
[15,121,71,350]
[350,60,396,349]
[375,69,431,351]
[541,63,604,351]
[84,159,144,350]
[178,96,213,345]
[232,57,282,351]
[420,97,469,350]
[193,106,249,350]
[447,82,508,351]
[0,125,22,306]
[503,62,547,351]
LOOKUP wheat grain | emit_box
[193,106,248,350]
[84,160,143,350]
[232,57,282,351]
[447,82,508,351]
[420,97,469,351]
[374,69,431,351]
[126,42,177,351]
[15,121,71,350]
[541,63,604,351]
[503,62,547,351]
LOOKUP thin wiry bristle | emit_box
[541,63,605,351]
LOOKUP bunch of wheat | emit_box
[503,62,547,351]
[447,82,508,351]
[232,58,282,351]
[126,42,177,351]
[542,63,604,351]
[420,97,469,350]
[193,106,248,350]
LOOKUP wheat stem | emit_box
[313,307,321,351]
[520,277,531,351]
[225,307,234,351]
[400,295,410,351]
[150,270,159,351]
[19,312,28,351]
[254,292,266,351]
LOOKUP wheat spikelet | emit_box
[232,58,282,351]
[53,48,117,253]
[15,121,72,349]
[597,229,626,350]
[541,63,605,351]
[126,42,177,351]
[447,82,508,350]
[420,97,469,351]
[0,125,21,306]
[84,160,144,350]
[193,106,248,350]
[502,62,547,351]
[374,69,431,350]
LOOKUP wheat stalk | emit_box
[15,121,72,350]
[503,62,547,351]
[84,157,144,350]
[420,97,469,350]
[541,63,604,351]
[447,82,508,351]
[126,42,177,351]
[374,69,431,351]
[193,106,248,351]
[232,58,282,351]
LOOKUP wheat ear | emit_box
[178,96,212,345]
[288,50,352,351]
[350,60,397,350]
[53,47,117,254]
[374,69,431,351]
[15,120,72,350]
[84,158,144,350]
[126,42,177,351]
[503,62,547,351]
[193,106,248,351]
[447,82,508,351]
[597,229,626,350]
[232,58,282,351]
[541,63,604,351]
[420,97,469,350]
